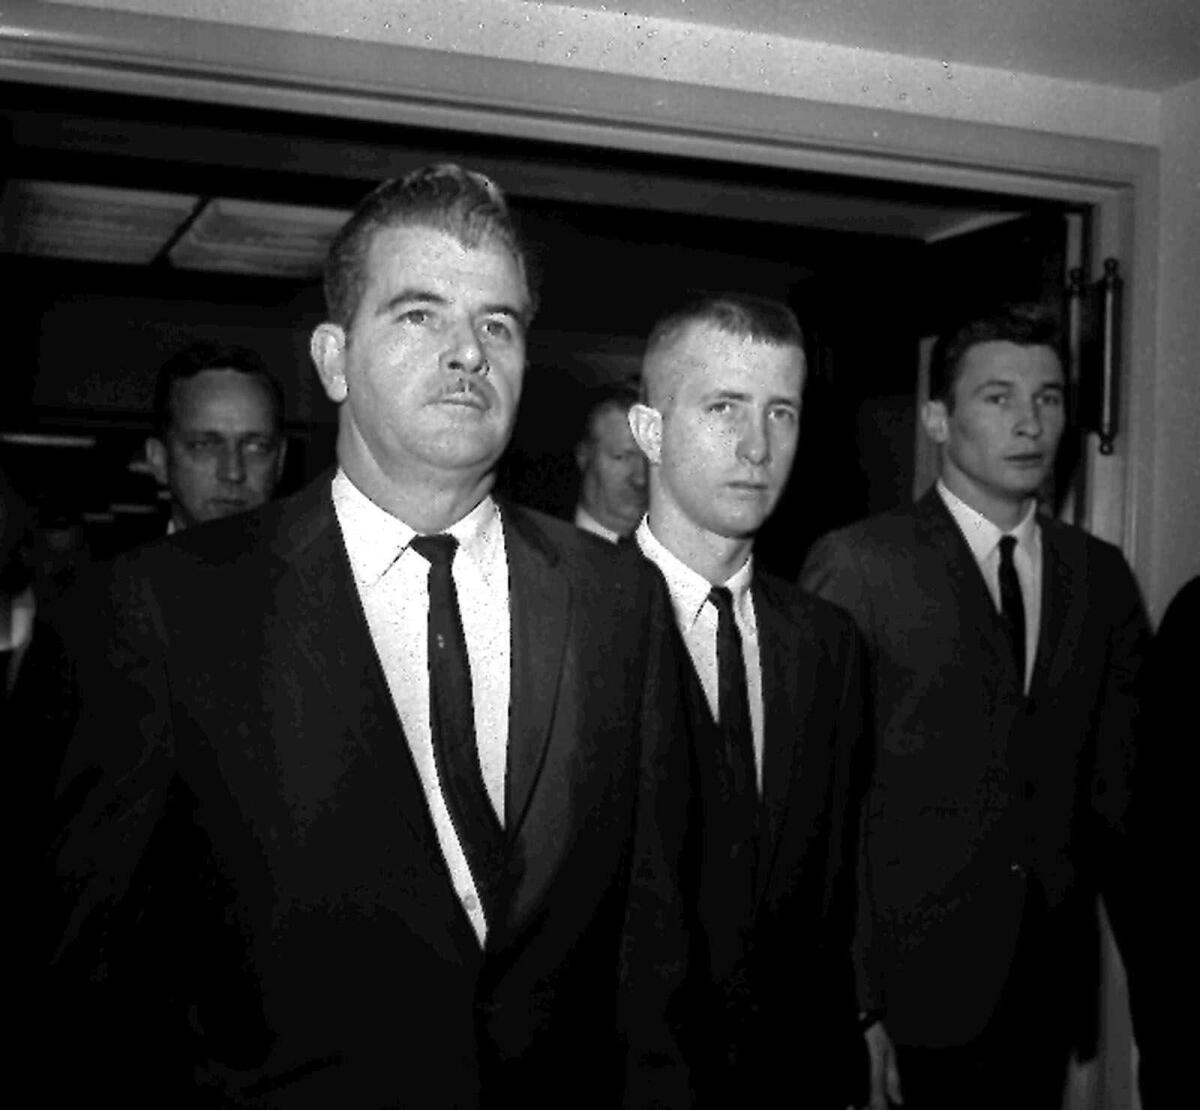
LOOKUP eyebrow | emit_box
[375,288,445,318]
[375,287,529,325]
[702,388,800,406]
[973,378,1064,393]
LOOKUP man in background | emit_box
[574,381,647,542]
[0,465,35,711]
[145,341,287,532]
[629,293,869,1108]
[802,303,1149,1110]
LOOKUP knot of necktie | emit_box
[410,533,459,568]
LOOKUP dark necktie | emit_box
[997,535,1026,686]
[409,535,506,915]
[709,586,758,804]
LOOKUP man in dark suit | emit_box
[801,303,1149,1110]
[627,294,871,1108]
[145,341,288,534]
[43,165,693,1108]
[1108,573,1198,1108]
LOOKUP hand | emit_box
[863,1020,903,1109]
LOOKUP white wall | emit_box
[48,0,1162,145]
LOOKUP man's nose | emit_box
[736,414,769,464]
[1013,399,1044,437]
[218,445,246,483]
[442,320,486,374]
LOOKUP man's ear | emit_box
[921,399,949,445]
[145,437,169,486]
[574,439,591,474]
[311,323,349,403]
[628,403,663,466]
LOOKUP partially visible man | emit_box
[1108,573,1198,1109]
[45,165,692,1107]
[629,294,870,1108]
[145,341,287,531]
[0,466,35,710]
[802,303,1149,1110]
[574,381,647,542]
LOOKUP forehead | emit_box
[591,405,636,446]
[359,223,528,311]
[171,368,277,430]
[956,340,1063,393]
[660,321,804,398]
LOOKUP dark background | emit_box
[1,83,1074,577]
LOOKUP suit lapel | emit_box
[753,577,800,889]
[266,477,432,849]
[752,574,837,904]
[1029,522,1075,702]
[918,491,1024,692]
[501,505,571,839]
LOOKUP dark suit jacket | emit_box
[42,477,695,1108]
[1107,575,1198,1107]
[801,489,1149,1048]
[664,564,871,1108]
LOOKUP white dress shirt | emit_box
[574,505,621,544]
[332,470,511,946]
[937,480,1042,692]
[1,586,36,697]
[636,518,764,793]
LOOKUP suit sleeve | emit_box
[800,532,885,1018]
[1087,547,1151,846]
[1098,567,1182,1107]
[39,564,196,1100]
[618,569,697,1109]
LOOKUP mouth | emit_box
[435,379,491,411]
[1006,453,1046,468]
[726,479,769,496]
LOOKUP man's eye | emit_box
[481,318,515,342]
[1038,392,1064,408]
[707,401,733,415]
[400,308,432,326]
[186,439,220,453]
[769,407,798,425]
[984,393,1009,405]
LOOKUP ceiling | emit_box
[5,0,1194,275]
[564,0,1200,90]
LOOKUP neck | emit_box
[939,473,1032,533]
[647,504,752,586]
[340,451,493,534]
[580,501,634,538]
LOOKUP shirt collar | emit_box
[332,468,503,589]
[635,517,753,631]
[936,479,1039,563]
[574,504,621,544]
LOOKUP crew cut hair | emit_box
[322,163,537,330]
[644,293,804,366]
[929,302,1063,410]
